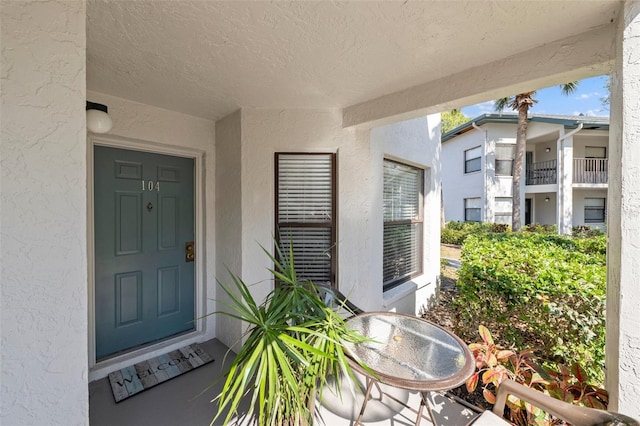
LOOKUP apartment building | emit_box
[441,114,609,234]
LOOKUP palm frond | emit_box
[212,240,369,426]
[560,81,579,96]
[494,97,513,112]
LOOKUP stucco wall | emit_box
[214,109,440,347]
[607,1,640,415]
[86,91,216,378]
[373,115,441,313]
[87,91,215,152]
[214,108,374,347]
[573,132,609,157]
[1,1,88,424]
[572,188,608,229]
[533,193,557,225]
[214,110,243,351]
[441,129,485,222]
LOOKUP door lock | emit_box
[185,241,195,262]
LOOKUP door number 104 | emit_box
[141,180,160,191]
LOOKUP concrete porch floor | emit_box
[89,338,482,426]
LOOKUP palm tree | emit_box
[495,82,578,231]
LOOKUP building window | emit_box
[584,146,607,173]
[275,153,336,285]
[585,146,606,159]
[584,198,606,223]
[464,146,481,173]
[464,197,481,222]
[495,144,516,176]
[383,160,423,290]
[494,197,512,224]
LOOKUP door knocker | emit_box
[147,202,153,212]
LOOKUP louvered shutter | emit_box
[276,154,335,284]
[383,160,423,289]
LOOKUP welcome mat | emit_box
[108,343,214,402]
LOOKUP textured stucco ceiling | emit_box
[87,1,619,121]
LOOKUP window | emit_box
[464,197,481,222]
[585,146,606,159]
[584,146,607,173]
[584,198,606,223]
[494,197,512,224]
[383,160,423,290]
[275,153,336,284]
[464,146,481,173]
[495,144,516,176]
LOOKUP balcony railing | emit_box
[574,158,608,184]
[526,159,557,185]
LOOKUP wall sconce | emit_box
[86,101,113,134]
[545,147,551,153]
[545,197,550,202]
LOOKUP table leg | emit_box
[354,376,375,425]
[417,392,438,426]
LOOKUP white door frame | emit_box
[88,134,206,381]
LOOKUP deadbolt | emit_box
[185,241,195,262]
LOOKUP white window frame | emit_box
[383,159,424,291]
[494,197,512,224]
[584,197,606,224]
[464,197,482,222]
[495,144,516,176]
[464,146,482,174]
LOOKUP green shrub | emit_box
[452,233,606,383]
[441,228,467,245]
[445,221,468,231]
[441,221,509,245]
[523,223,557,234]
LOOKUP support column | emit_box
[606,0,640,415]
[557,132,574,235]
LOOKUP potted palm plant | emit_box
[212,243,367,426]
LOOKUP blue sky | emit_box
[461,75,610,120]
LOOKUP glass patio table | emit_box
[344,311,475,426]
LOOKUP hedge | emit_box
[452,233,606,383]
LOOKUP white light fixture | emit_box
[545,147,551,153]
[545,197,550,202]
[86,101,113,133]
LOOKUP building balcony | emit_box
[574,158,608,184]
[526,159,557,185]
[525,158,608,186]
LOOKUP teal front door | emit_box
[94,146,195,360]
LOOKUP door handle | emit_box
[185,241,195,262]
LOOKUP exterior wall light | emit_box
[545,147,551,153]
[545,197,550,202]
[86,101,113,134]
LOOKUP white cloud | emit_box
[476,101,494,112]
[576,92,601,100]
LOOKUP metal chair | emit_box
[313,282,364,317]
[470,379,639,426]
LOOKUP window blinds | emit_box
[383,160,423,289]
[276,154,335,284]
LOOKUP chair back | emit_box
[313,283,364,317]
[493,379,639,426]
